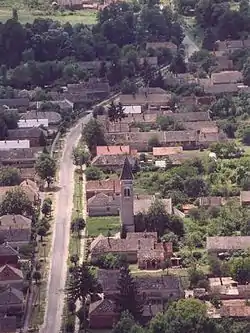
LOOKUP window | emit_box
[124,188,131,197]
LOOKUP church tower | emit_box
[120,156,134,232]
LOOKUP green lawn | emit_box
[0,8,97,24]
[87,216,120,237]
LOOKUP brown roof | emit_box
[0,98,29,108]
[164,130,198,142]
[86,179,121,194]
[0,148,37,163]
[87,193,119,207]
[138,87,166,94]
[168,112,210,122]
[211,71,243,85]
[0,264,23,281]
[133,196,172,215]
[96,145,131,155]
[0,184,38,203]
[215,40,246,51]
[220,299,250,318]
[153,146,183,156]
[89,298,115,315]
[206,236,250,251]
[215,56,233,71]
[184,121,217,131]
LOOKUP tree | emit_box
[70,254,79,266]
[82,119,106,155]
[202,28,216,50]
[170,51,186,74]
[0,167,21,186]
[148,136,161,151]
[229,255,250,284]
[108,101,126,123]
[72,146,90,170]
[184,177,208,197]
[33,270,42,284]
[112,311,144,333]
[85,166,102,181]
[115,265,143,320]
[121,78,137,94]
[0,188,33,216]
[67,262,101,303]
[71,217,86,237]
[35,153,56,188]
[242,127,250,145]
[37,226,47,242]
[41,200,51,217]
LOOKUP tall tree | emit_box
[67,262,101,303]
[72,146,90,170]
[115,265,143,321]
[82,119,106,155]
[35,153,56,188]
[0,167,21,186]
[0,188,34,216]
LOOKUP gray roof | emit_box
[0,98,29,108]
[22,111,62,125]
[92,155,136,168]
[119,93,171,106]
[0,148,37,163]
[8,127,43,140]
[206,236,250,251]
[0,315,17,333]
[0,287,23,305]
[0,244,19,257]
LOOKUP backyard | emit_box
[87,216,120,237]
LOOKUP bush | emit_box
[85,166,103,181]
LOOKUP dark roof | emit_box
[0,244,19,257]
[120,156,133,180]
[92,155,136,168]
[0,98,29,108]
[22,111,62,125]
[0,148,36,162]
[204,84,239,95]
[0,287,23,305]
[206,236,250,251]
[0,315,17,333]
[8,127,44,140]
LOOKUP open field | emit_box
[0,8,97,24]
[87,216,120,237]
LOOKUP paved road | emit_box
[40,114,91,333]
[183,34,199,60]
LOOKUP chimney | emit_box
[138,239,141,250]
[107,146,110,151]
[120,146,122,151]
[154,241,156,249]
[149,302,152,316]
[12,215,16,223]
[136,194,139,199]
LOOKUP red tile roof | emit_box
[96,145,131,156]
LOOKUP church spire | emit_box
[120,156,133,180]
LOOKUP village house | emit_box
[91,154,138,173]
[0,315,17,333]
[36,99,73,113]
[97,269,184,301]
[138,56,158,67]
[123,105,142,114]
[0,98,29,110]
[138,87,167,95]
[198,196,224,207]
[0,265,24,291]
[214,55,234,71]
[18,119,49,128]
[211,71,243,85]
[153,146,183,157]
[215,39,250,53]
[119,93,172,109]
[96,145,133,156]
[0,140,30,150]
[0,215,32,247]
[0,148,38,168]
[240,191,250,206]
[208,277,250,300]
[0,244,19,267]
[22,111,62,127]
[67,78,110,99]
[206,236,250,254]
[0,287,24,315]
[146,41,177,51]
[7,128,47,147]
[204,83,240,95]
[0,179,40,205]
[86,179,121,200]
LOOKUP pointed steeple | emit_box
[120,156,133,180]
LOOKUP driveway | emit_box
[40,114,91,333]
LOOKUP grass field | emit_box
[87,216,120,237]
[0,8,97,24]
